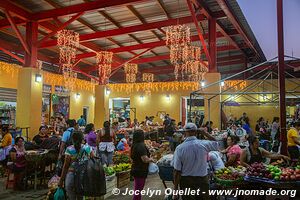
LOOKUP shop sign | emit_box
[43,84,52,93]
[54,85,69,95]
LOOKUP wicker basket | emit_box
[214,176,243,187]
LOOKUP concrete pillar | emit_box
[94,85,108,129]
[203,73,221,129]
[16,68,43,139]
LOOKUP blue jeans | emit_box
[65,172,83,200]
[100,150,113,166]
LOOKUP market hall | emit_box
[0,0,299,200]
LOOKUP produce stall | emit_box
[212,161,300,197]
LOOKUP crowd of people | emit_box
[0,111,299,200]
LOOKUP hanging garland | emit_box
[108,82,199,94]
[0,61,21,78]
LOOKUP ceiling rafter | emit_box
[156,0,170,19]
[126,4,169,66]
[42,0,128,68]
[38,14,207,48]
[76,32,227,60]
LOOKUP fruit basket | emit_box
[214,176,243,187]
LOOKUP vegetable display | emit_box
[113,163,132,173]
[247,162,300,181]
[215,166,246,180]
[113,151,131,164]
[104,167,116,176]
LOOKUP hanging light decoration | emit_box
[142,73,154,95]
[183,45,201,63]
[62,64,77,91]
[57,30,79,64]
[187,61,209,82]
[166,25,191,47]
[96,51,113,84]
[124,63,138,83]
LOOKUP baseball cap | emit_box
[183,123,198,131]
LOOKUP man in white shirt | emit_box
[172,123,219,200]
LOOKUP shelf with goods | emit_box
[0,106,16,126]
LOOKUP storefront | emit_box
[109,98,130,123]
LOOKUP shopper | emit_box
[240,136,290,167]
[166,119,176,151]
[77,115,86,127]
[58,131,92,200]
[58,119,76,160]
[221,135,241,166]
[8,137,26,190]
[287,121,300,160]
[84,123,97,148]
[33,126,49,146]
[0,125,12,165]
[204,121,213,133]
[172,123,219,200]
[271,117,280,141]
[131,129,154,200]
[97,121,116,166]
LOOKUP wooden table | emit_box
[25,149,49,190]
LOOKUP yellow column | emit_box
[203,72,221,129]
[94,85,108,129]
[16,68,43,140]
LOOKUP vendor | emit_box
[9,137,26,190]
[240,136,289,167]
[32,126,49,146]
[0,125,12,165]
[220,135,241,167]
[117,138,130,151]
[1,125,12,148]
[146,116,155,126]
[287,121,300,160]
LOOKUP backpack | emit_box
[74,149,106,197]
[65,128,74,147]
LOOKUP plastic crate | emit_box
[158,165,174,181]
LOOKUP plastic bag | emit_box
[54,188,65,200]
[48,175,60,189]
[148,162,159,175]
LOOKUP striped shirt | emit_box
[172,136,219,177]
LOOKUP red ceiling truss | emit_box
[0,0,266,82]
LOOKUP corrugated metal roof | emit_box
[0,0,268,82]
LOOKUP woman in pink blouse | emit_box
[221,135,242,166]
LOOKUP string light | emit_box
[62,64,77,91]
[96,51,113,84]
[124,63,138,83]
[108,81,199,94]
[166,25,190,47]
[142,73,154,95]
[57,29,79,64]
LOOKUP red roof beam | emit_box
[0,47,24,64]
[39,15,206,48]
[4,10,30,54]
[0,1,31,20]
[187,0,211,65]
[75,32,226,60]
[37,12,84,45]
[215,0,261,58]
[31,0,145,21]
